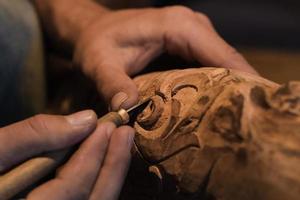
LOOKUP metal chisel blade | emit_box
[126,98,151,125]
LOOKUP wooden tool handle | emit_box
[0,149,70,200]
[98,111,123,126]
[0,111,126,200]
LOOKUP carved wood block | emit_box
[124,67,300,200]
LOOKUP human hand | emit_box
[0,110,134,199]
[74,6,257,111]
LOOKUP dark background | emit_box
[154,0,300,50]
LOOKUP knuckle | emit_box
[168,5,194,15]
[28,114,49,134]
[163,6,195,21]
[26,114,50,143]
[197,12,211,24]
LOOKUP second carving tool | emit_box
[0,99,150,200]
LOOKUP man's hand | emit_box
[33,0,257,110]
[0,110,135,199]
[74,6,257,110]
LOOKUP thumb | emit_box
[0,110,97,172]
[96,67,139,111]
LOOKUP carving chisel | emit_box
[0,99,150,200]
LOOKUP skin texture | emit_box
[33,0,257,111]
[2,1,259,198]
[0,110,135,200]
[122,67,300,200]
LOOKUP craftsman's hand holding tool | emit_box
[74,6,258,111]
[33,0,257,111]
[0,110,135,200]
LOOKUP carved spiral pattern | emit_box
[137,96,164,130]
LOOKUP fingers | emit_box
[193,13,257,74]
[28,123,135,200]
[192,13,257,74]
[95,66,139,111]
[90,126,135,200]
[28,122,116,200]
[0,110,97,172]
[76,6,259,113]
[162,6,258,74]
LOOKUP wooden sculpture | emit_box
[122,67,300,200]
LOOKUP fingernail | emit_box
[66,110,97,127]
[111,92,129,111]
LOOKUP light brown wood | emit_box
[124,67,300,200]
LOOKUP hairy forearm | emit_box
[32,0,109,48]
